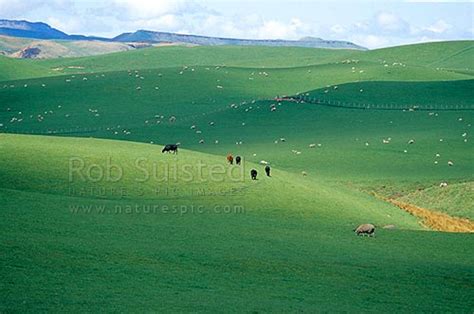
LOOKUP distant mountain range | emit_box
[113,30,365,50]
[0,19,108,41]
[0,19,365,49]
[0,19,366,58]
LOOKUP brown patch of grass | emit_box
[386,197,474,233]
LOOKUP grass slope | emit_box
[1,41,473,81]
[1,134,473,312]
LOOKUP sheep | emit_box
[280,138,286,142]
[301,171,307,176]
[448,160,454,166]
[309,144,316,148]
[199,139,205,144]
[190,125,196,129]
[209,121,215,126]
[382,139,390,144]
[408,139,415,144]
[439,182,448,188]
[354,224,375,236]
[136,86,141,90]
[260,160,269,165]
[169,116,176,123]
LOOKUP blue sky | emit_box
[0,0,472,48]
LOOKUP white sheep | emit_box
[448,160,454,166]
[439,182,448,188]
[309,144,316,148]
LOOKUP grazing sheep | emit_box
[439,182,448,188]
[408,139,415,144]
[354,224,375,236]
[301,171,307,176]
[259,160,269,165]
[199,139,205,144]
[448,160,454,166]
[309,144,316,148]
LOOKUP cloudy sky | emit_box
[0,0,472,48]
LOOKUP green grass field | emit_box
[1,41,473,311]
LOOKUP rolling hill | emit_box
[1,134,473,312]
[0,40,473,311]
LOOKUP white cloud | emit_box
[330,24,346,34]
[423,19,452,33]
[374,12,410,33]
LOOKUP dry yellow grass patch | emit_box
[387,198,474,233]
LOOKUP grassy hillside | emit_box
[362,40,474,70]
[1,134,473,312]
[1,41,472,82]
[1,40,473,312]
[302,79,474,109]
[0,55,53,81]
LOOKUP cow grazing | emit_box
[162,144,178,154]
[250,169,258,180]
[354,224,375,236]
[235,156,241,165]
[265,165,271,177]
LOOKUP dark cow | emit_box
[250,169,258,180]
[162,144,178,154]
[265,165,271,177]
[235,156,241,165]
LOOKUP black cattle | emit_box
[235,156,241,165]
[162,144,178,154]
[250,169,258,180]
[265,165,271,177]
